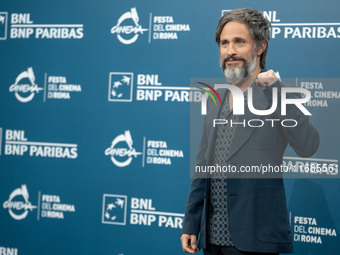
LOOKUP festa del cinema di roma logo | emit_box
[111,7,148,45]
[9,67,43,103]
[3,184,37,220]
[104,130,142,167]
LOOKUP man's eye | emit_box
[237,40,244,44]
[221,41,228,46]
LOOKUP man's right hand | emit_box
[180,234,200,254]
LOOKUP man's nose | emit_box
[226,42,237,55]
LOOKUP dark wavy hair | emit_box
[215,8,271,69]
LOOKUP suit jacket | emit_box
[182,80,320,253]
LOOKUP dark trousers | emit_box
[203,244,279,255]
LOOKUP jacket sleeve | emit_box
[263,80,320,157]
[182,104,210,235]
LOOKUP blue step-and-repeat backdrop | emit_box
[0,0,339,254]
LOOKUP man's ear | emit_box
[257,40,267,56]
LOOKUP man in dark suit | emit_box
[180,8,319,255]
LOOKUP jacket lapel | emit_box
[226,84,270,161]
[206,89,229,165]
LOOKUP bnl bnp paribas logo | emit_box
[108,72,133,102]
[108,72,198,103]
[0,12,8,40]
[102,194,184,228]
[3,184,37,220]
[9,67,43,103]
[102,194,127,225]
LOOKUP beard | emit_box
[221,53,257,85]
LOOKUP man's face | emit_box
[219,21,258,85]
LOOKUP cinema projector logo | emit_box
[9,67,43,103]
[111,7,148,44]
[3,184,37,220]
[105,130,142,167]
